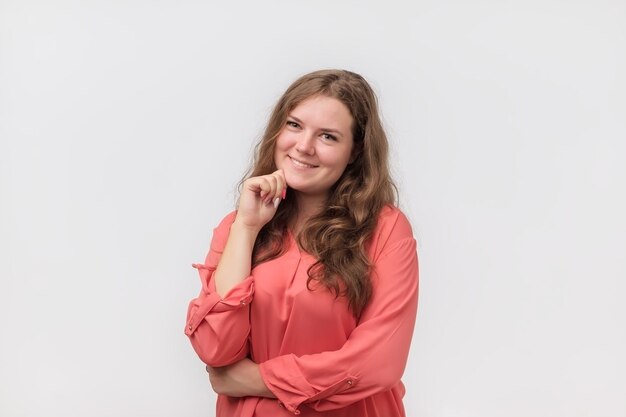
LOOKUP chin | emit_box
[283,181,312,194]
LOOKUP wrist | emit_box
[247,363,275,398]
[231,217,263,237]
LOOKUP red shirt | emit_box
[185,205,419,416]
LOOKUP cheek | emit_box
[274,135,292,167]
[274,132,292,153]
[320,147,352,169]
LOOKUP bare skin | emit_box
[213,169,287,297]
[206,358,275,398]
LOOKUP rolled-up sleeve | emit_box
[184,211,254,367]
[259,213,419,414]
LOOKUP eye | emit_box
[321,132,337,141]
[286,120,300,129]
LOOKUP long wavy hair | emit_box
[242,69,397,317]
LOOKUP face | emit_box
[274,95,354,203]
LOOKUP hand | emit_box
[235,170,287,231]
[205,358,275,398]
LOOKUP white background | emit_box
[1,1,625,416]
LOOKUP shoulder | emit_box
[375,205,414,239]
[209,210,238,251]
[368,205,415,259]
[215,210,238,232]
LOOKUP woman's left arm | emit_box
[258,234,418,414]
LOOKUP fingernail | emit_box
[273,197,280,209]
[282,188,287,199]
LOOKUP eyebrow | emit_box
[288,115,345,138]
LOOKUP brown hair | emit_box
[243,69,397,317]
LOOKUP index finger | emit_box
[272,169,286,183]
[272,169,287,198]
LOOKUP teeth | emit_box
[291,157,316,168]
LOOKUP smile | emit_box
[289,156,318,168]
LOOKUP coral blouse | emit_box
[185,206,419,416]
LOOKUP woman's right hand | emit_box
[234,169,287,232]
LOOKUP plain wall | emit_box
[1,1,625,416]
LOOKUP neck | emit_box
[291,192,326,233]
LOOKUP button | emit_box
[347,379,353,385]
[240,300,246,306]
[188,324,192,330]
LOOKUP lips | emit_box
[289,156,318,168]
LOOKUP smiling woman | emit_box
[275,95,355,208]
[185,69,419,417]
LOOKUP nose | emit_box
[295,132,315,156]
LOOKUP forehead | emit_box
[290,95,353,130]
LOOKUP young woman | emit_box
[185,69,419,417]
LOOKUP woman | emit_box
[185,69,418,416]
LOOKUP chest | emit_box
[249,245,357,351]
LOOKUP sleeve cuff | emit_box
[259,356,313,415]
[185,263,254,335]
[259,354,357,414]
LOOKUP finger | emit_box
[254,177,273,201]
[272,182,284,209]
[243,177,264,197]
[273,169,286,186]
[272,173,285,200]
[261,175,278,205]
[245,175,281,206]
[276,169,289,200]
[272,169,287,200]
[264,172,283,208]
